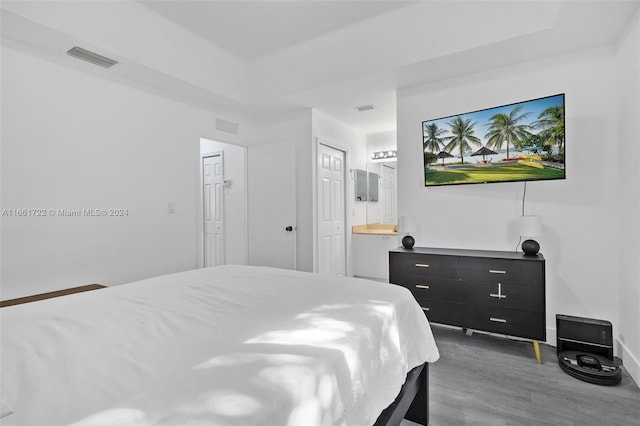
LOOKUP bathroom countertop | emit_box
[352,224,398,235]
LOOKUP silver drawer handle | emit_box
[421,307,430,311]
[490,317,507,323]
[415,284,430,289]
[415,263,429,268]
[489,283,506,299]
[489,269,506,274]
[490,293,507,299]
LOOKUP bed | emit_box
[0,265,439,425]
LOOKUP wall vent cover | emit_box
[355,104,376,112]
[216,118,239,135]
[66,46,118,68]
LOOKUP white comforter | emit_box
[0,265,439,426]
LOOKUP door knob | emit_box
[285,226,293,232]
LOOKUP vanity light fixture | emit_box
[371,150,397,160]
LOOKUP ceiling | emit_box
[139,0,416,133]
[141,0,413,61]
[3,1,639,135]
[141,0,640,134]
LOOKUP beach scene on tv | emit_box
[423,94,565,186]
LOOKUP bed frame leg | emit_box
[404,363,429,425]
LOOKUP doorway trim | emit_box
[313,137,350,275]
[198,138,249,269]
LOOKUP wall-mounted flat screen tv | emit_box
[422,94,565,187]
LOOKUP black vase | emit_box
[402,235,415,249]
[521,239,540,255]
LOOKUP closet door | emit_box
[317,143,346,276]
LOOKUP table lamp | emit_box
[519,215,542,255]
[399,215,417,249]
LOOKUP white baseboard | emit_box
[546,326,556,347]
[619,340,640,387]
[353,275,387,282]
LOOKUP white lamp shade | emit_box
[519,215,542,237]
[399,215,417,234]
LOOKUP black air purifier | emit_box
[556,315,621,385]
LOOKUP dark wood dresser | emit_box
[389,247,545,362]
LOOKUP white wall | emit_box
[199,139,247,266]
[397,45,637,378]
[0,45,251,299]
[614,11,640,384]
[366,130,397,157]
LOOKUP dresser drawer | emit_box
[391,275,459,302]
[456,257,543,286]
[458,281,544,312]
[389,252,457,278]
[412,298,464,327]
[461,306,545,340]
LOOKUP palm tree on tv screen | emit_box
[444,117,481,164]
[484,105,532,159]
[533,105,565,153]
[423,122,447,153]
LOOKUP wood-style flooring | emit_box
[403,324,640,426]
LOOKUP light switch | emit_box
[168,201,176,213]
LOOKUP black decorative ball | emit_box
[521,239,540,255]
[402,235,415,249]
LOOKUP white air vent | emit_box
[355,104,376,112]
[66,46,118,68]
[216,118,239,135]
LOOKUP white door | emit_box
[381,164,397,225]
[248,142,296,269]
[317,144,346,276]
[203,154,224,267]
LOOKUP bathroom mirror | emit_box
[368,172,379,202]
[365,161,397,225]
[355,169,367,201]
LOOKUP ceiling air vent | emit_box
[66,46,118,69]
[216,118,239,135]
[355,104,376,112]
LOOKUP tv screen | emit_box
[422,94,565,187]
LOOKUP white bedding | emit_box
[0,265,439,426]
